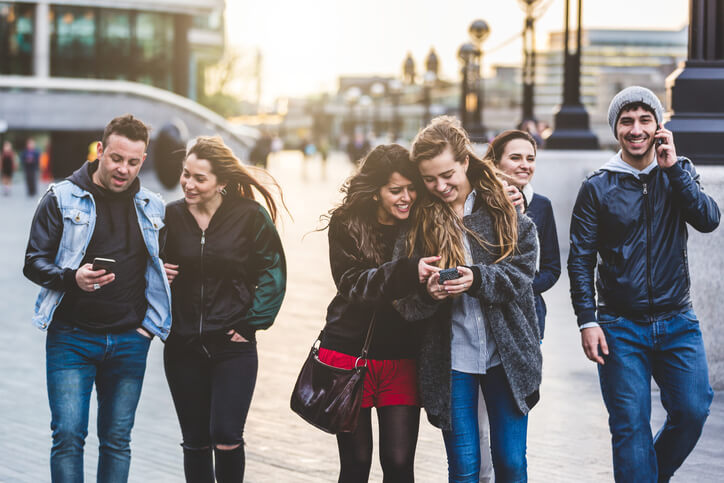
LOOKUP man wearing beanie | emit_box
[568,86,720,482]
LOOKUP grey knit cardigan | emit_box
[393,199,542,431]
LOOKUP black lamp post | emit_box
[388,79,403,141]
[518,0,546,122]
[458,42,476,132]
[546,0,599,149]
[423,48,439,125]
[665,0,724,165]
[344,86,361,137]
[463,19,490,143]
[370,81,385,136]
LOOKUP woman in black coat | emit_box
[319,144,437,483]
[162,136,286,482]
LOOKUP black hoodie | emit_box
[26,162,148,332]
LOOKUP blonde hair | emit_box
[409,116,518,265]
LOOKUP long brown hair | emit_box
[324,144,420,266]
[187,136,286,222]
[409,116,518,265]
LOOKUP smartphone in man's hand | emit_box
[92,257,116,274]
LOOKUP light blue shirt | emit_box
[450,190,501,374]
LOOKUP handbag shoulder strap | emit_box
[317,313,376,360]
[359,311,377,360]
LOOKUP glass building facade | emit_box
[49,6,178,92]
[0,2,225,98]
[0,2,34,75]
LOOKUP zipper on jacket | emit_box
[642,182,654,315]
[199,230,211,357]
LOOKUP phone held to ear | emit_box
[92,257,116,273]
[438,267,461,282]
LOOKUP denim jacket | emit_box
[30,180,172,339]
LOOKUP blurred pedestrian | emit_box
[569,86,720,482]
[2,140,15,196]
[250,131,273,168]
[40,141,52,182]
[486,130,560,340]
[347,131,371,164]
[20,138,40,197]
[518,119,543,149]
[162,136,286,482]
[23,114,170,482]
[317,144,437,483]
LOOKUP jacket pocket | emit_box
[142,215,164,256]
[60,209,91,251]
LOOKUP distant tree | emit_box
[199,47,261,118]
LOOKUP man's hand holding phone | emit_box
[654,123,677,169]
[76,258,116,292]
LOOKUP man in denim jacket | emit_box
[568,87,720,482]
[23,114,171,482]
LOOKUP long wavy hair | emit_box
[409,116,518,266]
[483,129,537,185]
[323,144,420,266]
[186,136,286,222]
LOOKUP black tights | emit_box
[336,405,420,483]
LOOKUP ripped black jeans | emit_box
[164,332,258,482]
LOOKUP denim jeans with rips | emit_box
[597,309,713,483]
[46,322,152,483]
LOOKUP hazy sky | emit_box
[225,0,689,102]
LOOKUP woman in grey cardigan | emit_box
[399,117,541,483]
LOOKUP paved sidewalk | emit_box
[1,151,722,482]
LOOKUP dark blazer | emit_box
[527,193,561,338]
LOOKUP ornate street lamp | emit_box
[666,0,724,164]
[403,53,416,85]
[546,0,598,149]
[467,19,490,142]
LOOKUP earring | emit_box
[219,187,227,196]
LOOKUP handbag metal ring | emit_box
[354,357,368,369]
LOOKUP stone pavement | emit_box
[1,151,722,482]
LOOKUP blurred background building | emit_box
[0,0,255,180]
[277,25,687,151]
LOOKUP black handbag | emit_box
[290,315,376,434]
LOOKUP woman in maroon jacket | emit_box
[319,144,437,483]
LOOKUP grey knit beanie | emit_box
[607,86,664,138]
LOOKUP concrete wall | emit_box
[534,150,724,389]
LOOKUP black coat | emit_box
[163,197,286,341]
[568,157,720,325]
[321,216,420,359]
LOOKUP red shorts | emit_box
[318,348,420,408]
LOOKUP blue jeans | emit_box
[46,323,152,483]
[597,309,713,483]
[442,366,528,483]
